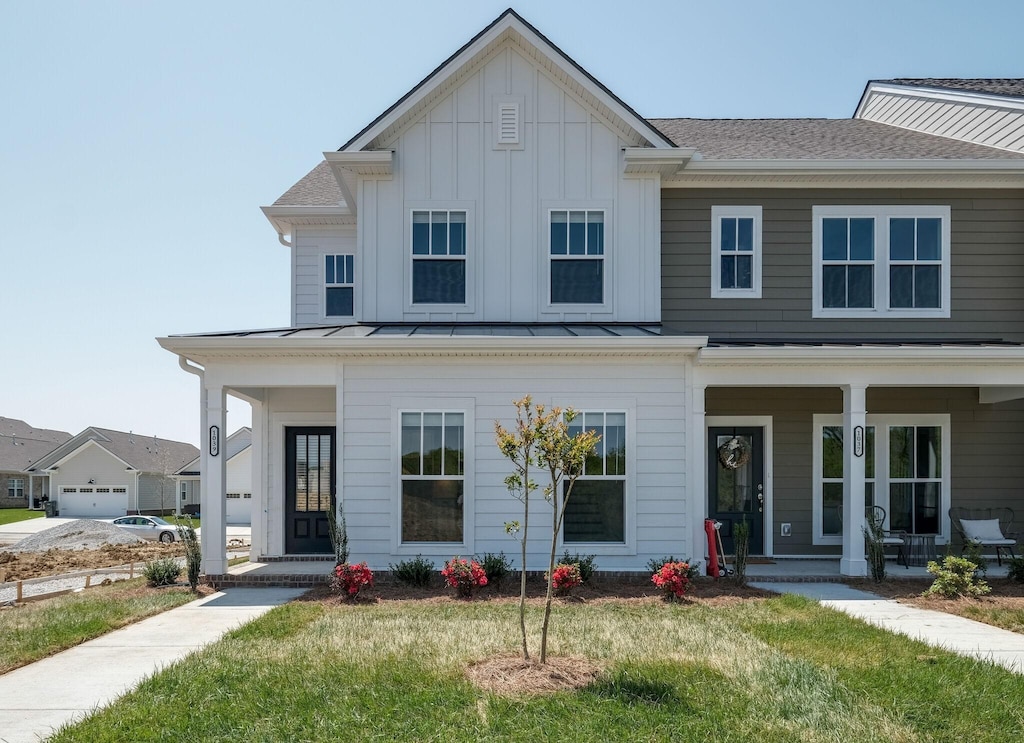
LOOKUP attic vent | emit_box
[498,103,519,145]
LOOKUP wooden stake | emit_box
[84,575,91,589]
[129,562,134,579]
[16,581,22,602]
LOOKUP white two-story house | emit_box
[161,11,1024,580]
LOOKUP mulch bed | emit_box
[466,653,603,696]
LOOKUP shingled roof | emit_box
[648,118,1024,160]
[273,161,344,207]
[876,79,1024,99]
[0,417,72,472]
[31,427,198,474]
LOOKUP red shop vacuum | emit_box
[705,518,734,578]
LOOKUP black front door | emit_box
[285,426,335,554]
[708,427,764,555]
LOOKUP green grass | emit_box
[50,595,1024,742]
[956,602,1024,634]
[0,508,45,526]
[0,578,197,674]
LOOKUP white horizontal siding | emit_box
[293,227,357,326]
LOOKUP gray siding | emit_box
[707,386,1024,555]
[138,474,178,514]
[663,189,1024,341]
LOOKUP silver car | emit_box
[111,516,178,543]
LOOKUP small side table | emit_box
[904,534,937,567]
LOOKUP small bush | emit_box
[560,551,597,583]
[651,561,692,600]
[476,551,512,590]
[733,518,750,585]
[546,563,582,595]
[863,518,886,583]
[646,556,701,580]
[1007,556,1024,583]
[143,558,181,587]
[330,562,374,599]
[441,556,488,598]
[961,540,988,577]
[924,555,991,598]
[389,555,434,588]
[175,518,202,591]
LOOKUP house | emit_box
[0,417,72,509]
[159,10,1024,579]
[29,428,198,517]
[174,427,253,524]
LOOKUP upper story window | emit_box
[550,210,604,304]
[412,210,466,304]
[711,206,762,298]
[325,254,355,317]
[812,206,950,318]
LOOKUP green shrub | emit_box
[961,540,988,577]
[924,555,991,598]
[733,519,750,585]
[1007,556,1024,583]
[476,552,512,590]
[560,552,597,583]
[863,517,886,582]
[389,555,434,588]
[646,556,701,580]
[143,558,181,587]
[175,519,202,591]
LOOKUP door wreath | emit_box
[718,436,752,470]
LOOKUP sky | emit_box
[2,0,1022,446]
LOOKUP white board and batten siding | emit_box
[858,86,1024,153]
[289,43,662,326]
[331,358,689,572]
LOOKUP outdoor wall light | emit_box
[88,479,96,484]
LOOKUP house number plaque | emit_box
[210,425,220,457]
[853,426,864,458]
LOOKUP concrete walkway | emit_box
[751,582,1024,674]
[0,587,303,743]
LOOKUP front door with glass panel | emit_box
[285,427,335,554]
[708,427,764,555]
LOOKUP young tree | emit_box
[496,397,600,664]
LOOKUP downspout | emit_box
[276,231,293,248]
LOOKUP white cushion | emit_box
[960,518,1008,542]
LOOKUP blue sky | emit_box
[2,0,1021,445]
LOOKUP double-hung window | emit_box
[324,254,355,317]
[8,478,25,499]
[812,206,950,318]
[711,206,762,298]
[550,210,604,304]
[412,210,466,304]
[563,412,626,543]
[888,424,942,534]
[400,411,464,543]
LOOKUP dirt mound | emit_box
[10,519,145,552]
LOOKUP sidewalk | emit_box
[0,587,303,743]
[751,582,1024,674]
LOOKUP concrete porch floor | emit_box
[209,556,1012,587]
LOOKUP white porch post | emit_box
[688,377,707,566]
[840,384,868,576]
[249,398,266,562]
[202,383,228,575]
[335,363,345,530]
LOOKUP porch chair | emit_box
[949,507,1017,566]
[840,504,908,568]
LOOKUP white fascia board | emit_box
[344,14,672,152]
[857,82,1024,118]
[698,345,1024,365]
[623,148,697,176]
[260,206,353,236]
[680,159,1024,174]
[42,439,135,473]
[158,334,709,359]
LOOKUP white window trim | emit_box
[711,206,762,299]
[812,413,951,546]
[406,206,474,311]
[8,478,25,498]
[322,253,355,321]
[544,206,612,311]
[554,401,636,556]
[391,398,475,555]
[812,205,951,319]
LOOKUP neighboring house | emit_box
[174,427,253,525]
[160,10,1024,579]
[29,428,198,517]
[0,417,72,508]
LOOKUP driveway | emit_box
[0,516,251,547]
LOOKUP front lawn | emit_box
[0,578,197,674]
[0,508,45,526]
[52,593,1023,742]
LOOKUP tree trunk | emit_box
[519,477,530,660]
[539,474,559,664]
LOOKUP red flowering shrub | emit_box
[651,561,691,600]
[331,562,374,599]
[441,557,488,597]
[547,563,582,595]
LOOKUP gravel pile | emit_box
[10,519,145,552]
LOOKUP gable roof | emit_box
[273,161,344,207]
[30,427,198,474]
[0,417,72,473]
[873,79,1024,99]
[340,8,675,153]
[649,118,1024,160]
[175,427,252,475]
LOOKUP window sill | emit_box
[812,308,949,320]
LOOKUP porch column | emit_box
[249,397,266,562]
[335,363,345,530]
[689,378,707,566]
[201,383,228,575]
[840,384,868,577]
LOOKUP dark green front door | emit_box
[708,427,764,555]
[285,427,335,554]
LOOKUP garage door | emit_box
[226,492,252,525]
[58,487,128,517]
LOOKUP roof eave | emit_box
[699,345,1024,365]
